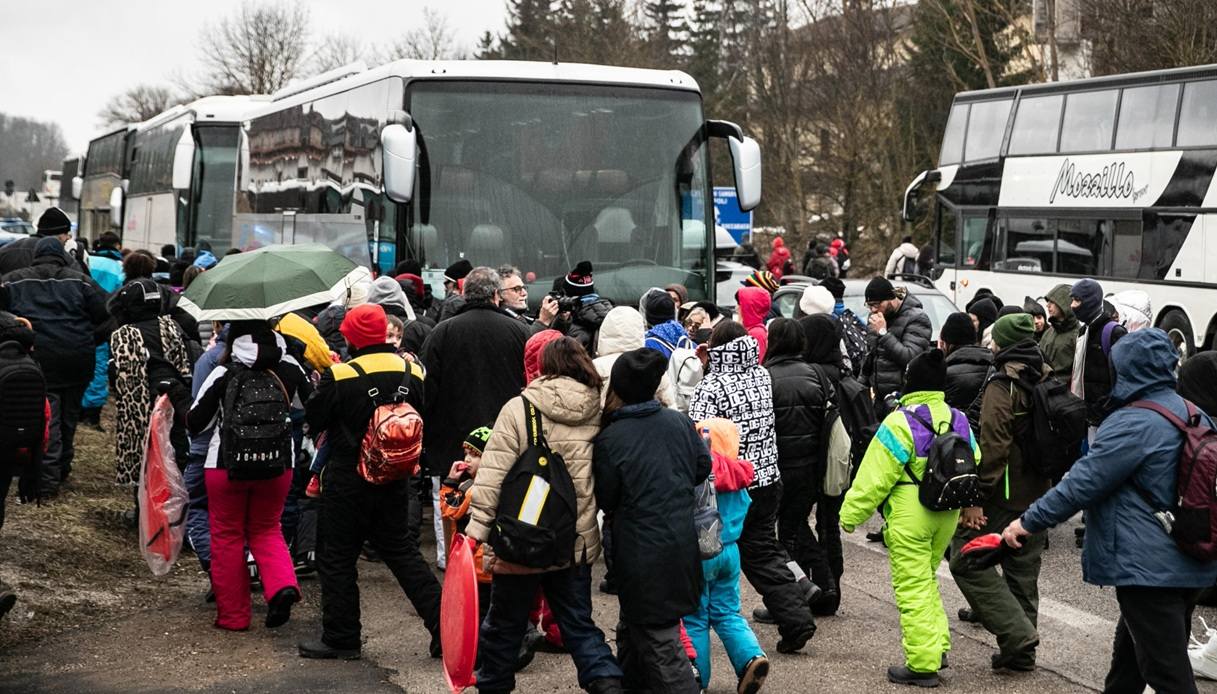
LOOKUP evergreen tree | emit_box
[499,0,557,61]
[643,0,690,67]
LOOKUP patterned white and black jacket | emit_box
[688,334,780,488]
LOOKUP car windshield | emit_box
[407,81,711,305]
[0,221,35,236]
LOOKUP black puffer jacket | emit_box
[944,345,993,411]
[593,400,710,624]
[766,354,832,472]
[567,297,613,357]
[2,247,108,389]
[1078,315,1127,425]
[863,294,932,400]
[419,300,529,476]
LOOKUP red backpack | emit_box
[1129,399,1217,562]
[349,362,423,484]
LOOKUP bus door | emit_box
[938,206,991,307]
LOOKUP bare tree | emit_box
[97,85,182,128]
[196,1,311,95]
[313,33,368,73]
[382,7,464,61]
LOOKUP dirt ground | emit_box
[0,406,201,650]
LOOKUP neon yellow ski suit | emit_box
[840,390,981,674]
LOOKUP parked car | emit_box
[0,218,35,247]
[772,274,958,341]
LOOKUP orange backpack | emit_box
[349,362,423,484]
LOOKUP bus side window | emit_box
[998,216,1052,272]
[1111,219,1143,279]
[1140,213,1193,280]
[936,206,957,266]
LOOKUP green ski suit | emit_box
[840,390,981,674]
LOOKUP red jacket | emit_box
[766,237,791,279]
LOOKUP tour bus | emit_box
[903,64,1217,357]
[60,156,81,222]
[78,125,130,243]
[236,59,761,305]
[121,95,268,253]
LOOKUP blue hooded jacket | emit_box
[1021,329,1217,588]
[644,320,692,359]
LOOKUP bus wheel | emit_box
[1159,310,1194,365]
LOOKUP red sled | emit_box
[442,533,480,693]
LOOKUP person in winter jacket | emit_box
[436,259,473,323]
[741,269,780,295]
[1003,329,1217,694]
[498,265,559,336]
[686,418,769,694]
[939,312,991,412]
[1038,284,1078,379]
[0,207,77,276]
[766,237,791,279]
[592,306,673,407]
[840,349,981,687]
[1108,289,1153,333]
[967,297,998,350]
[736,286,771,363]
[594,348,708,692]
[641,287,694,358]
[109,278,194,488]
[559,262,614,357]
[1069,278,1127,429]
[187,321,310,633]
[950,314,1053,672]
[1178,352,1217,418]
[862,278,932,417]
[80,231,125,430]
[184,322,227,589]
[764,319,838,615]
[1022,297,1048,340]
[2,236,109,497]
[466,336,624,694]
[298,304,440,659]
[883,237,919,278]
[368,275,432,356]
[688,322,817,654]
[804,244,838,280]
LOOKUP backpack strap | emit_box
[1128,399,1194,431]
[649,335,677,353]
[1100,321,1118,357]
[349,359,410,404]
[522,396,546,447]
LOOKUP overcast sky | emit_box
[1,0,507,153]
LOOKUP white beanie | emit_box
[345,279,372,308]
[799,285,834,316]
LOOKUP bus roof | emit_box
[256,59,701,115]
[955,62,1217,102]
[135,95,271,132]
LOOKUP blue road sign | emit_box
[713,186,752,244]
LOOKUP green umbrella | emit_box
[179,244,372,321]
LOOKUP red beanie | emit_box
[340,303,387,350]
[524,329,563,384]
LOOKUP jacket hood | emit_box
[898,242,919,258]
[314,304,346,337]
[610,400,662,420]
[231,331,286,370]
[772,237,785,249]
[645,320,690,348]
[945,344,993,367]
[596,306,645,358]
[573,296,612,327]
[708,335,760,374]
[369,276,416,320]
[993,339,1043,373]
[1109,328,1178,404]
[736,286,770,328]
[1044,283,1077,328]
[1178,352,1217,418]
[524,376,601,425]
[1109,290,1152,332]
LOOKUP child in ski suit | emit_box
[840,349,981,687]
[440,426,494,616]
[686,417,769,693]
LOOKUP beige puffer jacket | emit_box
[592,306,674,407]
[465,375,603,573]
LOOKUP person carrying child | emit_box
[686,417,770,694]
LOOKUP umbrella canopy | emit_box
[179,244,371,321]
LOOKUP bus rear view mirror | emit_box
[706,120,762,212]
[382,123,417,204]
[172,128,196,190]
[70,175,82,201]
[108,186,124,229]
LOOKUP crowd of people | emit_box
[1,211,1216,694]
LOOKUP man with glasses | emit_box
[861,277,932,419]
[498,265,559,335]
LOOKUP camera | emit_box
[548,292,581,314]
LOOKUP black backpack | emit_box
[0,341,46,470]
[220,365,292,480]
[900,406,984,511]
[823,367,878,477]
[489,398,579,569]
[998,369,1088,479]
[837,311,868,378]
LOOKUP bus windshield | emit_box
[406,81,710,304]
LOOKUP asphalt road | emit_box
[5,511,1217,693]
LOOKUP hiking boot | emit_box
[887,665,939,687]
[775,625,815,654]
[298,639,361,660]
[515,629,544,672]
[305,474,321,498]
[991,652,1036,672]
[294,553,317,578]
[958,607,980,623]
[429,631,443,659]
[752,607,777,624]
[812,588,840,617]
[737,655,769,694]
[866,530,886,545]
[801,579,823,607]
[0,584,17,620]
[940,653,949,670]
[586,677,624,694]
[266,586,300,628]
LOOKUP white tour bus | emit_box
[904,63,1217,357]
[118,95,268,253]
[235,59,762,305]
[77,125,130,244]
